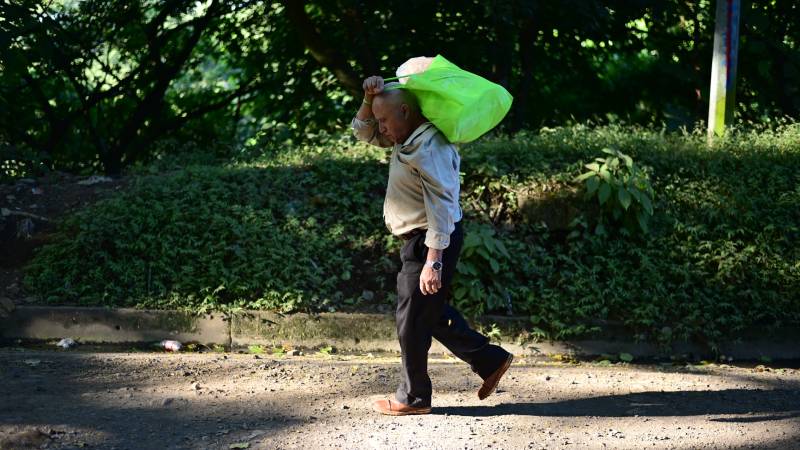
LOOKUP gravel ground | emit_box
[1,348,799,450]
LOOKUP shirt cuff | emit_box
[351,116,376,128]
[424,229,450,250]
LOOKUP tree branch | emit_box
[111,0,222,173]
[281,0,362,96]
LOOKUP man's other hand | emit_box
[363,76,385,96]
[420,265,442,296]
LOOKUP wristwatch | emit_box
[425,260,443,271]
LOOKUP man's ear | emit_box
[401,104,409,119]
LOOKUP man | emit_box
[352,75,513,416]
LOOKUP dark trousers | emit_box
[394,220,510,408]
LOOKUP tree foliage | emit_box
[1,0,799,176]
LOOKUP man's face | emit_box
[372,97,411,144]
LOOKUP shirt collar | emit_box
[400,122,436,147]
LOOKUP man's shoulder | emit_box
[421,124,455,151]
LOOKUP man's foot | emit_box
[372,398,432,416]
[478,353,514,400]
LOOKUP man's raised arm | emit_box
[351,76,393,147]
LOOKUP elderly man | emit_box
[352,75,513,416]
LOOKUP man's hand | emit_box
[363,75,384,98]
[420,247,443,295]
[419,264,442,295]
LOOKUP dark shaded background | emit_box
[1,0,798,176]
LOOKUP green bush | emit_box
[24,124,800,348]
[574,147,654,235]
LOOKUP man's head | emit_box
[372,83,426,144]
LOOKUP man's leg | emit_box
[425,223,510,380]
[431,305,511,380]
[394,233,444,408]
[393,221,510,407]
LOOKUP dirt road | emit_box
[1,348,798,449]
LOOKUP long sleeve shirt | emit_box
[351,117,463,250]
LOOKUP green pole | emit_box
[707,0,741,140]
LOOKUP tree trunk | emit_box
[111,0,220,175]
[282,0,363,97]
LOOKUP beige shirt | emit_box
[351,117,463,250]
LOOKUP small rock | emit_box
[57,338,77,349]
[160,340,182,352]
[191,382,201,390]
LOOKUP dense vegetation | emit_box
[3,1,799,179]
[5,1,799,350]
[24,125,800,348]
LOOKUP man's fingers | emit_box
[363,76,384,95]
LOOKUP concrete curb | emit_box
[0,306,228,346]
[1,306,798,360]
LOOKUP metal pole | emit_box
[707,0,741,140]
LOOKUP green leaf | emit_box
[230,443,250,449]
[618,188,631,210]
[619,352,634,362]
[598,183,612,205]
[483,236,497,253]
[594,223,606,236]
[463,233,481,249]
[599,168,612,183]
[575,171,595,182]
[639,193,653,215]
[636,211,649,233]
[494,239,510,258]
[585,162,600,172]
[489,258,500,273]
[586,176,600,196]
[622,154,633,168]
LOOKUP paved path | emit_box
[1,349,799,449]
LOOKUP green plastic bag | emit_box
[385,55,513,143]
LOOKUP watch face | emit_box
[432,261,442,271]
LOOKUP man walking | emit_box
[352,75,513,416]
